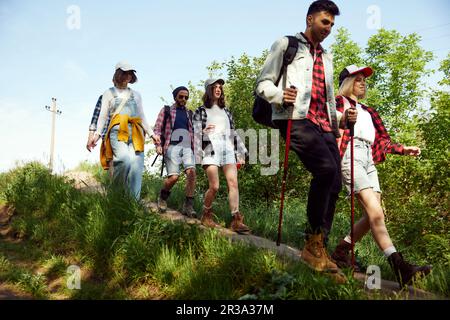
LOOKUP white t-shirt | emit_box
[96,87,152,138]
[205,105,233,150]
[205,105,230,134]
[354,104,375,144]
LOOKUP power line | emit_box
[410,22,450,33]
[429,47,450,53]
[421,34,450,41]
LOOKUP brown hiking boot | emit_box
[331,239,362,272]
[301,233,338,273]
[388,252,432,287]
[230,212,251,235]
[201,207,220,229]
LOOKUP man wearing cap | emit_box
[152,86,197,217]
[255,0,357,273]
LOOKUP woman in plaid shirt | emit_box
[331,65,431,287]
[193,78,250,234]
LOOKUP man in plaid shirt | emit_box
[256,0,357,275]
[152,86,197,217]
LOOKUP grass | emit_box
[0,162,448,299]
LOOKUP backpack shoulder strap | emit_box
[284,35,299,66]
[274,35,299,86]
[164,105,172,130]
[187,109,193,124]
[161,105,172,146]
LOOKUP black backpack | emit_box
[252,36,299,128]
[160,105,172,149]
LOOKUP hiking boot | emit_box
[181,202,197,218]
[301,233,338,273]
[157,189,170,213]
[201,207,220,228]
[388,252,432,287]
[331,239,363,273]
[230,212,251,235]
[157,197,167,212]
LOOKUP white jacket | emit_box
[256,33,341,136]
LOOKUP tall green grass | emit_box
[142,169,449,298]
[0,162,447,299]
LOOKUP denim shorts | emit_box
[164,144,195,176]
[201,136,236,167]
[341,139,381,194]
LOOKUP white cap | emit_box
[115,60,136,72]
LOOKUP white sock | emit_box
[383,246,397,258]
[344,235,352,244]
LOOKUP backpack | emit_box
[160,105,172,149]
[252,36,299,128]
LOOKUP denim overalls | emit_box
[109,87,144,199]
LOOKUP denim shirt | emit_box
[256,33,342,137]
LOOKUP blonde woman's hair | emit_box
[338,73,367,100]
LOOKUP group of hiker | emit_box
[86,69,251,234]
[85,0,431,287]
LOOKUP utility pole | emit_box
[45,98,62,171]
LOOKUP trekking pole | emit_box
[277,119,292,246]
[277,85,296,247]
[349,115,356,271]
[160,155,165,177]
[151,154,159,167]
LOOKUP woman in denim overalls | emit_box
[93,61,156,200]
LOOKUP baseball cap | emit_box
[339,65,373,87]
[204,78,225,91]
[115,61,136,72]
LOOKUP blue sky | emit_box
[0,0,449,173]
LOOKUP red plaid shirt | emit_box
[336,95,404,164]
[302,33,332,132]
[153,104,194,154]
